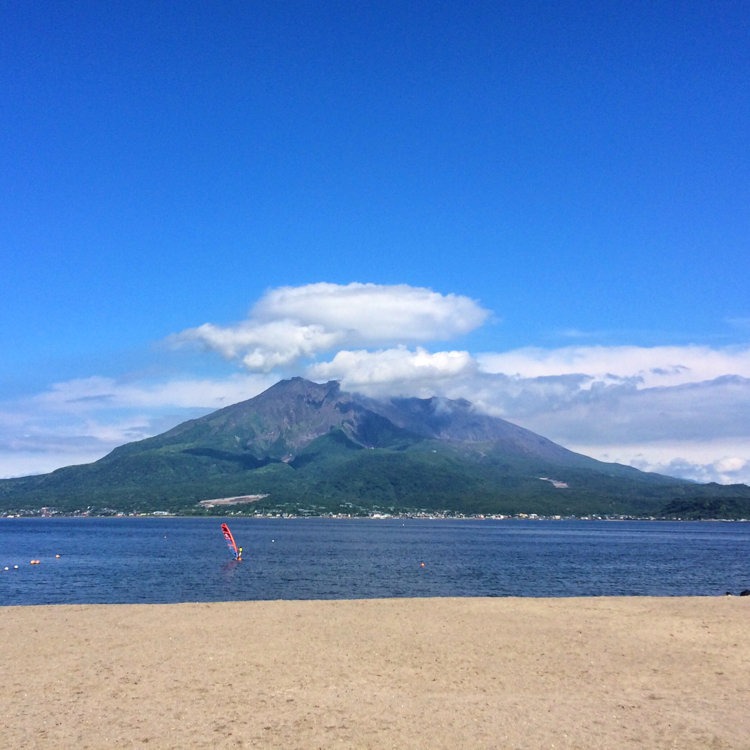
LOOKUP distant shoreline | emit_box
[3,511,748,521]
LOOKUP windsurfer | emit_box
[221,523,241,561]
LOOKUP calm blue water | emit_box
[1,518,748,605]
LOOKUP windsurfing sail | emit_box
[221,523,241,560]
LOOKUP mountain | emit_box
[3,377,750,518]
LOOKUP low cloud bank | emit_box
[310,346,750,484]
[0,374,275,478]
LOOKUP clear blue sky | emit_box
[2,1,749,482]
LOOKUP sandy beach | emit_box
[2,597,748,749]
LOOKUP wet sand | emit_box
[2,597,748,748]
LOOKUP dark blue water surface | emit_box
[1,518,748,605]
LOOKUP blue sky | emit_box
[2,1,749,483]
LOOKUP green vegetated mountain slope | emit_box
[2,377,749,517]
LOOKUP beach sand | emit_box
[2,597,748,749]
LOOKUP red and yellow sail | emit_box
[221,523,241,560]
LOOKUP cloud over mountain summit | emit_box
[2,282,750,486]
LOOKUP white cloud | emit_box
[486,376,750,444]
[568,440,750,485]
[29,373,277,411]
[308,346,476,390]
[0,373,275,478]
[169,283,490,372]
[478,345,750,388]
[170,321,343,372]
[714,456,746,474]
[253,282,489,341]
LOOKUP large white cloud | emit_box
[253,283,490,341]
[169,283,490,372]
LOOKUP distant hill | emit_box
[2,377,750,518]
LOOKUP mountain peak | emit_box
[260,376,341,401]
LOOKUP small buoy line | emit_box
[1,554,61,571]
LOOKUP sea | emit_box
[1,517,749,606]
